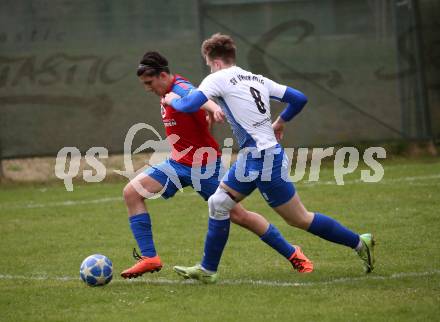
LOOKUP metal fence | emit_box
[0,0,438,159]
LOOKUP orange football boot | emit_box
[289,245,314,273]
[121,248,163,279]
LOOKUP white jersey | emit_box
[198,66,287,151]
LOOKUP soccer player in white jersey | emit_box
[163,33,375,283]
[120,51,313,280]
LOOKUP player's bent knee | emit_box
[208,187,237,220]
[123,183,143,205]
[229,207,245,225]
[122,184,132,201]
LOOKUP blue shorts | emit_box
[144,158,222,201]
[222,144,295,207]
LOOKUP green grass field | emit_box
[1,158,439,321]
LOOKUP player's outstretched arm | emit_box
[272,87,308,141]
[163,90,207,113]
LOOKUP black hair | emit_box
[136,51,170,77]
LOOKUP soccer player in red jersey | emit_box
[120,51,312,279]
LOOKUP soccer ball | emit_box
[80,254,113,286]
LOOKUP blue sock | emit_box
[260,224,295,259]
[129,213,157,257]
[201,218,230,272]
[308,213,360,249]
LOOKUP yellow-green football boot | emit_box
[173,264,218,284]
[357,233,376,273]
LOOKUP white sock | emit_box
[200,265,216,275]
[355,238,363,252]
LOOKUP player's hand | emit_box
[202,100,225,123]
[206,111,214,130]
[211,108,225,123]
[272,117,286,142]
[163,92,181,106]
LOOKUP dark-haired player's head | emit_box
[137,51,173,96]
[201,33,236,72]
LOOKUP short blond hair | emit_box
[201,33,236,64]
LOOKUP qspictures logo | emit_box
[55,123,386,196]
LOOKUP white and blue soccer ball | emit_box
[80,254,113,286]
